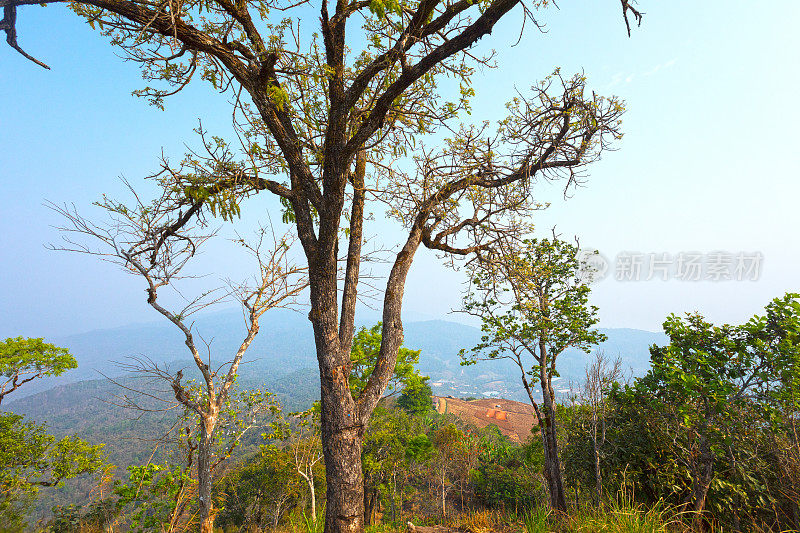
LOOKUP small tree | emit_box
[268,404,326,524]
[349,323,424,399]
[631,293,800,517]
[580,350,622,503]
[461,237,606,512]
[52,194,306,533]
[397,375,433,416]
[0,338,105,528]
[0,337,77,406]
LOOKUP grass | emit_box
[563,499,680,533]
[359,502,683,533]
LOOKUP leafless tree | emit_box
[49,184,306,532]
[289,412,324,523]
[580,350,623,504]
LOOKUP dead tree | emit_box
[50,186,306,533]
[580,351,623,504]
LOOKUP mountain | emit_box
[9,308,666,409]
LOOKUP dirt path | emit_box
[435,396,447,414]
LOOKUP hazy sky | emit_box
[2,0,799,339]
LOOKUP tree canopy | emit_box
[0,337,77,405]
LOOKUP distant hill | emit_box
[10,308,667,404]
[5,308,666,462]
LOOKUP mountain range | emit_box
[9,307,666,410]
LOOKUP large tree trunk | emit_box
[321,406,365,533]
[307,233,368,533]
[309,175,420,533]
[198,414,218,533]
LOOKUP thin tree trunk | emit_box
[539,351,567,513]
[592,429,602,504]
[310,476,317,522]
[391,472,397,523]
[198,414,217,533]
[441,470,447,518]
[364,487,377,525]
[689,432,714,515]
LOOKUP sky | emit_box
[1,0,799,339]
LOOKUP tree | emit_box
[6,0,642,528]
[429,423,462,518]
[52,197,306,533]
[397,374,432,416]
[631,293,800,518]
[269,403,326,524]
[0,337,77,406]
[461,238,606,512]
[348,323,428,523]
[361,404,422,524]
[217,445,306,530]
[349,323,424,399]
[0,339,105,528]
[579,351,622,503]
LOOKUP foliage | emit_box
[350,323,425,399]
[0,337,77,405]
[396,375,433,416]
[469,426,542,511]
[216,448,306,531]
[0,339,105,528]
[462,238,606,376]
[0,413,105,527]
[560,294,800,530]
[113,462,195,533]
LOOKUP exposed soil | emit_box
[433,396,538,443]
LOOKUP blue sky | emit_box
[1,0,799,338]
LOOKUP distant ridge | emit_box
[10,307,666,404]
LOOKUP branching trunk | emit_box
[298,466,317,522]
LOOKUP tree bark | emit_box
[198,413,218,533]
[689,431,714,515]
[539,344,567,513]
[321,410,365,533]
